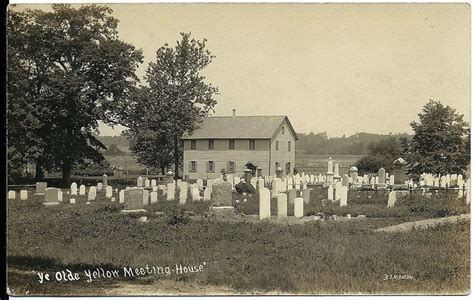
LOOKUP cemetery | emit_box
[7,156,470,295]
[6,3,470,296]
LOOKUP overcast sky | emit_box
[15,3,471,137]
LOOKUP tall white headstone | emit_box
[70,182,78,195]
[387,191,397,208]
[119,190,125,203]
[335,182,343,201]
[97,182,103,191]
[259,188,271,220]
[179,182,188,204]
[294,197,304,218]
[166,183,175,201]
[20,190,28,200]
[79,185,86,196]
[150,191,158,204]
[203,187,211,201]
[277,193,288,218]
[327,184,334,201]
[151,179,157,187]
[137,176,143,187]
[340,186,348,207]
[105,186,113,198]
[197,179,204,190]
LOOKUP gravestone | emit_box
[259,188,271,220]
[137,176,143,187]
[44,188,60,205]
[378,168,386,185]
[123,188,146,212]
[8,190,16,200]
[88,187,96,201]
[166,183,175,201]
[143,190,149,206]
[79,185,86,196]
[192,187,201,201]
[197,179,204,190]
[70,182,78,195]
[179,182,188,204]
[210,181,232,206]
[393,158,407,185]
[335,182,342,201]
[250,177,258,189]
[258,178,265,190]
[203,187,211,201]
[58,190,63,202]
[106,186,113,198]
[145,179,150,188]
[342,174,349,187]
[272,178,281,196]
[288,189,297,205]
[150,191,158,204]
[349,166,358,183]
[119,190,125,203]
[20,190,28,200]
[35,182,47,195]
[97,182,103,191]
[387,191,397,208]
[327,184,334,201]
[340,186,348,207]
[102,174,108,187]
[389,175,395,185]
[70,198,76,204]
[294,197,304,218]
[302,188,310,204]
[277,193,288,218]
[151,179,157,187]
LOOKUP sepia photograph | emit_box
[5,1,471,296]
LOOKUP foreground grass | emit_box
[7,192,470,295]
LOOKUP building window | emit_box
[288,141,291,151]
[282,126,285,135]
[228,161,235,173]
[249,139,255,150]
[275,141,279,151]
[189,161,197,172]
[208,139,214,150]
[191,140,196,150]
[229,139,235,150]
[207,161,215,173]
[286,162,291,174]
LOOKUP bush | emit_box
[165,204,190,225]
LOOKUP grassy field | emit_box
[7,186,470,295]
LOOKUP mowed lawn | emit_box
[7,187,470,295]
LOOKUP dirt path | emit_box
[374,214,470,233]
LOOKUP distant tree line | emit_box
[297,132,411,155]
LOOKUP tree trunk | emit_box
[174,136,179,179]
[62,162,72,186]
[35,160,44,181]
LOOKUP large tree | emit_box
[406,100,470,175]
[124,87,175,174]
[132,33,218,178]
[7,4,143,183]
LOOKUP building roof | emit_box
[183,115,299,140]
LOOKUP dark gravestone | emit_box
[210,181,233,206]
[125,188,144,210]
